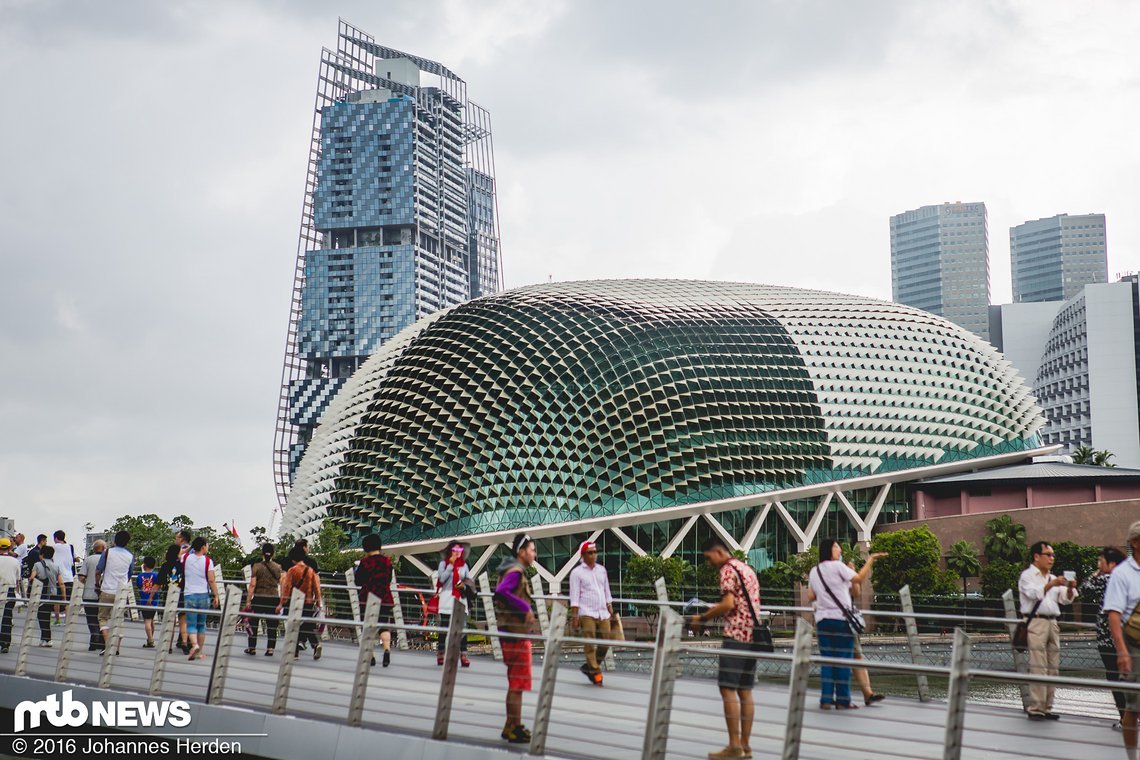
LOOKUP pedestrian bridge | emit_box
[0,579,1131,760]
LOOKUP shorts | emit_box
[184,593,211,634]
[501,638,533,691]
[718,637,758,691]
[141,608,157,621]
[97,592,116,629]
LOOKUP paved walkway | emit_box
[0,611,1124,759]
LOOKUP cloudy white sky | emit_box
[2,0,1138,547]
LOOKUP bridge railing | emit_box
[1,577,1133,760]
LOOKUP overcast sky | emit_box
[2,0,1138,549]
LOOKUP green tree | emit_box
[869,526,954,597]
[1051,541,1099,582]
[983,515,1027,564]
[980,559,1022,599]
[1071,446,1116,467]
[309,521,361,574]
[623,555,692,625]
[107,514,179,565]
[945,540,982,598]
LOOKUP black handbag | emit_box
[1013,599,1043,653]
[730,563,774,653]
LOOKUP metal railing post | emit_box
[348,593,381,727]
[531,574,549,635]
[150,587,181,695]
[642,606,684,760]
[206,584,243,704]
[432,601,468,740]
[529,603,568,756]
[899,585,931,702]
[479,573,502,661]
[54,580,85,681]
[390,574,409,651]
[654,576,668,603]
[126,581,139,622]
[942,628,972,760]
[1001,589,1030,710]
[97,588,129,688]
[782,617,815,760]
[14,579,42,677]
[272,588,306,715]
[345,567,361,644]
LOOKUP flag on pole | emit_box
[229,522,239,539]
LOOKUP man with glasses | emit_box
[569,540,615,686]
[1018,540,1078,720]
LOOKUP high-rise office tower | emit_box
[890,202,990,341]
[1010,213,1107,303]
[274,20,502,507]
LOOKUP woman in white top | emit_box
[182,537,220,661]
[806,539,886,709]
[435,542,471,667]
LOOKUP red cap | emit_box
[579,541,597,555]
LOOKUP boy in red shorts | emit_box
[494,533,537,744]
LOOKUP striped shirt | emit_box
[569,562,612,620]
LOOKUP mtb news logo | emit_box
[14,690,192,733]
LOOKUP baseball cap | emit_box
[579,541,597,555]
[0,538,11,550]
[1129,520,1140,542]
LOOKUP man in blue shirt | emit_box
[1104,519,1140,760]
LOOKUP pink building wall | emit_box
[913,481,1140,518]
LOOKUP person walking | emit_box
[181,537,220,661]
[1081,546,1128,729]
[156,544,187,653]
[95,531,134,655]
[12,534,28,607]
[354,534,394,667]
[569,540,615,686]
[1104,520,1140,760]
[1018,540,1078,720]
[806,539,886,710]
[175,529,192,652]
[848,559,885,706]
[29,545,62,647]
[686,537,765,760]
[435,541,471,667]
[494,533,538,744]
[51,531,77,624]
[77,540,107,651]
[0,538,21,654]
[244,543,282,656]
[277,545,323,660]
[135,556,161,648]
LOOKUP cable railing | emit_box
[0,574,1132,760]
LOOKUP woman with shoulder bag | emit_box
[806,539,886,709]
[277,545,322,660]
[435,541,471,667]
[245,543,283,656]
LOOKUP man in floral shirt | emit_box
[688,537,763,760]
[1081,546,1127,728]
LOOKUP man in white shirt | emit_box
[52,531,76,622]
[1104,519,1140,760]
[1018,540,1077,720]
[12,534,27,605]
[0,538,21,653]
[569,541,615,686]
[95,530,134,654]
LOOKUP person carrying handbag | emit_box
[435,541,472,667]
[686,537,767,760]
[277,545,323,660]
[806,539,886,710]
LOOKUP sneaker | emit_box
[1043,713,1060,721]
[503,725,531,744]
[707,748,746,760]
[0,645,9,654]
[460,655,471,668]
[313,644,322,661]
[1027,712,1047,721]
[39,640,53,648]
[580,662,596,683]
[382,650,390,668]
[143,641,155,649]
[1112,720,1123,731]
[591,671,603,686]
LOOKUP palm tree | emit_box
[1071,446,1116,467]
[983,514,1026,564]
[1094,449,1117,467]
[945,540,982,600]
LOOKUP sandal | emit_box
[865,693,886,705]
[819,703,833,710]
[265,649,274,657]
[244,648,257,656]
[187,645,200,661]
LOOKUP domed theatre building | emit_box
[281,280,1049,589]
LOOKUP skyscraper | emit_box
[1010,213,1107,303]
[274,20,502,508]
[890,202,990,341]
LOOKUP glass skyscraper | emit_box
[274,20,502,507]
[1010,213,1107,303]
[890,202,990,341]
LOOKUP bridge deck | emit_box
[1,613,1122,760]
